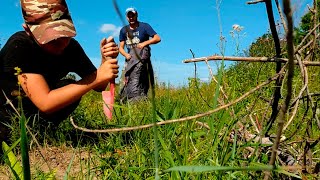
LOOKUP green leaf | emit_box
[275,168,301,179]
[164,165,273,173]
[63,151,76,180]
[2,141,23,180]
[19,111,31,180]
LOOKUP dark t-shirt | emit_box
[0,31,96,118]
[119,22,157,52]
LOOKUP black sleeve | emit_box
[67,39,97,78]
[2,33,38,75]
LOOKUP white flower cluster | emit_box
[232,24,244,32]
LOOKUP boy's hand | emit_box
[97,36,119,86]
[100,36,119,62]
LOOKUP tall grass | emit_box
[1,71,319,179]
[1,1,320,179]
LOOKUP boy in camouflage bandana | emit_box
[0,0,119,147]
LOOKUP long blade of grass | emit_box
[164,165,273,173]
[2,140,23,180]
[18,97,31,180]
[275,168,301,179]
[63,151,76,180]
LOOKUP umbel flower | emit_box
[232,24,244,32]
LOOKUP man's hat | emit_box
[125,7,138,16]
[21,0,76,44]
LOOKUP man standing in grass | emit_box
[119,7,161,102]
[0,0,119,148]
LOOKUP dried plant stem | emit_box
[264,0,294,179]
[295,23,320,53]
[202,57,232,114]
[249,114,260,134]
[284,54,308,131]
[309,0,318,61]
[70,68,284,133]
[275,0,288,33]
[247,0,265,5]
[183,55,320,66]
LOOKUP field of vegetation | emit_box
[1,0,320,179]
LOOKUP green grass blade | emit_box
[63,150,76,180]
[275,168,301,179]
[2,141,23,180]
[19,104,31,180]
[164,165,273,173]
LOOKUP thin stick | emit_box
[265,1,294,179]
[183,55,320,66]
[275,0,288,33]
[70,68,284,133]
[284,55,308,131]
[295,23,320,53]
[247,0,265,5]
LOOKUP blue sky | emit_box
[0,0,311,86]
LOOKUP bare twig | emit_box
[195,121,210,130]
[309,0,318,61]
[275,0,288,33]
[183,55,320,66]
[265,1,294,179]
[70,68,284,133]
[284,55,308,131]
[263,0,283,138]
[189,49,212,108]
[295,23,320,53]
[247,0,265,5]
[249,114,260,134]
[297,33,320,54]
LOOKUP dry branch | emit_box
[265,0,295,179]
[295,23,320,53]
[182,55,320,66]
[247,0,265,5]
[70,66,285,133]
[275,0,288,33]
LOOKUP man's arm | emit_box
[119,41,131,60]
[137,34,161,49]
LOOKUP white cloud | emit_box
[99,24,122,37]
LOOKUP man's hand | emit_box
[125,53,132,60]
[137,42,147,49]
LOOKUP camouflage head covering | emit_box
[21,0,76,44]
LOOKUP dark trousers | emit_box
[119,59,154,103]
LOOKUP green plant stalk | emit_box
[183,123,190,166]
[158,133,180,179]
[2,140,23,180]
[18,96,31,180]
[149,64,160,180]
[231,131,237,162]
[64,152,76,180]
[164,164,274,173]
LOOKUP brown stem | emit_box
[264,0,294,179]
[183,55,320,66]
[70,67,284,133]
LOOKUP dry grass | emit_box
[1,145,93,179]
